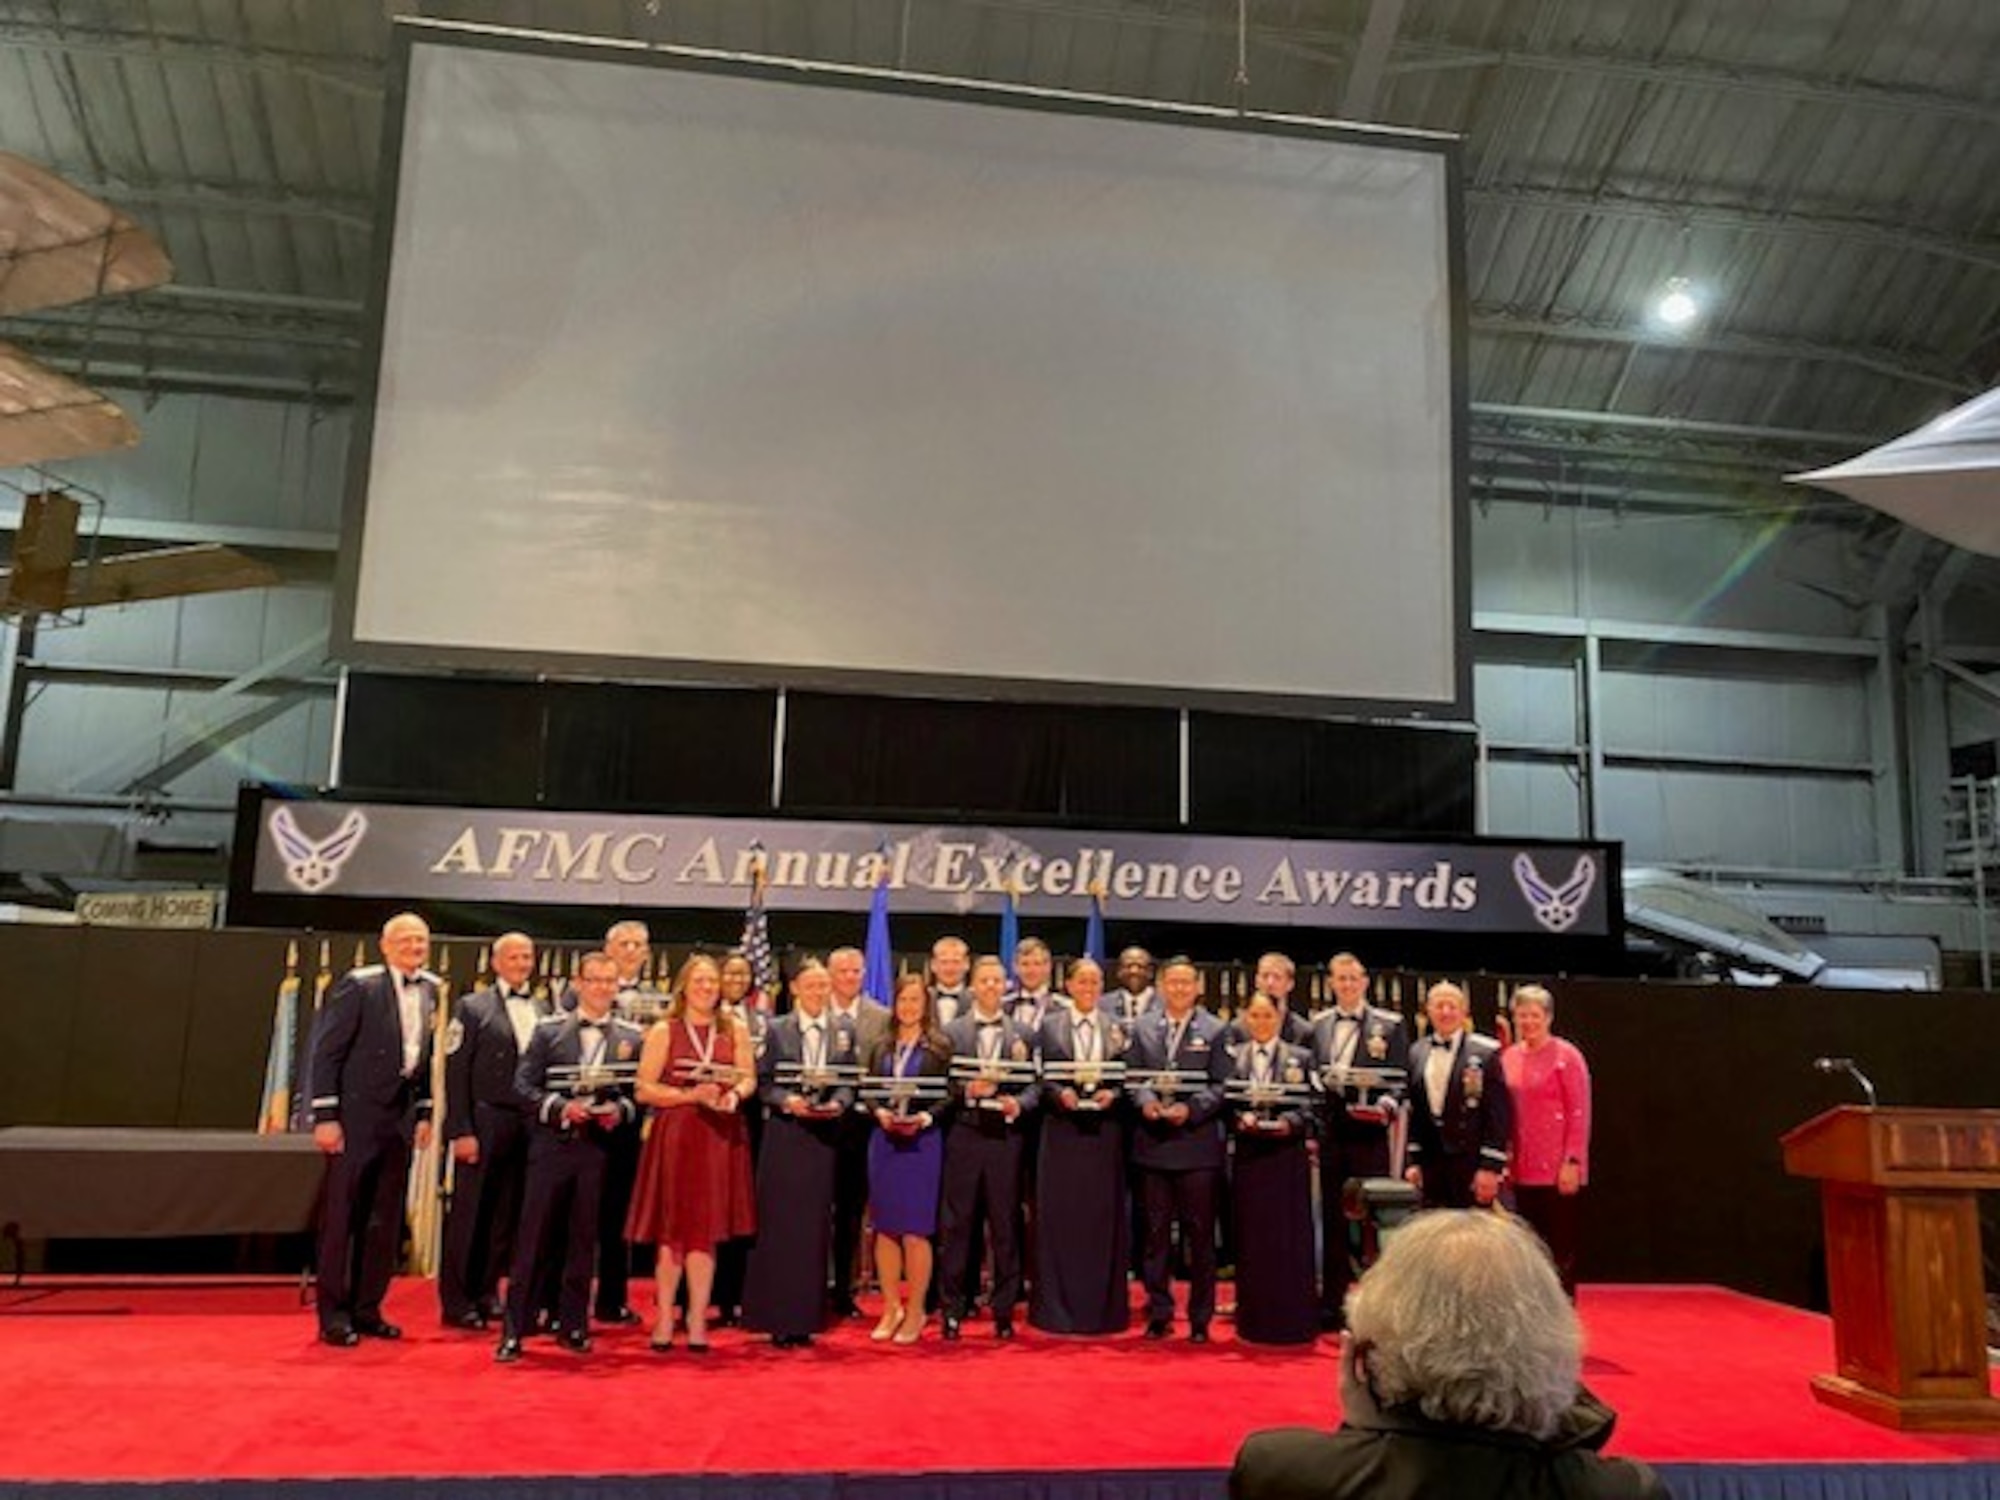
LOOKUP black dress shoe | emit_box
[353,1317,403,1340]
[495,1336,523,1363]
[1189,1326,1211,1344]
[558,1328,592,1354]
[597,1306,641,1326]
[773,1333,814,1349]
[478,1299,506,1323]
[941,1316,962,1341]
[442,1310,487,1331]
[319,1325,359,1348]
[993,1316,1015,1342]
[1144,1319,1172,1340]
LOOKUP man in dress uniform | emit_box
[1310,951,1409,1331]
[939,955,1040,1341]
[826,945,890,1318]
[439,931,549,1330]
[497,951,643,1361]
[1404,981,1511,1210]
[1128,956,1229,1342]
[565,918,658,1325]
[1109,946,1159,1023]
[929,935,972,1025]
[1226,953,1314,1046]
[1006,937,1062,1032]
[309,911,439,1347]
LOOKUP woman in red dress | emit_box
[627,953,756,1351]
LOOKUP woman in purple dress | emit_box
[865,972,951,1345]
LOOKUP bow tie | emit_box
[978,1018,1004,1028]
[579,1019,607,1032]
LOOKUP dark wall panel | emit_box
[342,673,544,801]
[1189,713,1476,836]
[67,931,198,1127]
[1559,980,2000,1307]
[782,693,1178,825]
[542,683,775,811]
[0,928,80,1127]
[182,930,296,1128]
[341,673,776,812]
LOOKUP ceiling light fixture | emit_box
[1654,276,1701,330]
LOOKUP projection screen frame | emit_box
[333,19,1473,721]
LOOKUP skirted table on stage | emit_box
[0,1127,323,1273]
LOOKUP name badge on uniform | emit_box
[1187,1036,1209,1052]
[1366,1028,1388,1060]
[1462,1057,1484,1106]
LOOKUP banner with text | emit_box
[245,797,1617,938]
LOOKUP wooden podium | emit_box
[1781,1105,2000,1431]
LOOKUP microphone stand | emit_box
[1813,1056,1878,1107]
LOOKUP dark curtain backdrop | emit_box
[780,692,1179,825]
[1188,712,1477,836]
[339,673,1478,838]
[341,673,776,811]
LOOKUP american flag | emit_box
[740,844,778,1010]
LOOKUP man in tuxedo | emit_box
[1311,952,1409,1330]
[309,911,438,1347]
[1229,1211,1665,1500]
[1127,957,1228,1342]
[939,955,1040,1341]
[1006,937,1061,1032]
[1404,981,1511,1210]
[439,931,548,1330]
[929,935,972,1024]
[497,951,643,1361]
[826,944,890,1317]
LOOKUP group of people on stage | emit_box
[306,912,1593,1360]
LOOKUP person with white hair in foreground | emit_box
[1228,1210,1668,1500]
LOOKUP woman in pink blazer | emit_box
[1499,984,1591,1298]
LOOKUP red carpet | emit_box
[1,1281,1997,1482]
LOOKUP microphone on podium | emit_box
[1812,1055,1878,1107]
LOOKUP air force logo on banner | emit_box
[270,807,368,893]
[1513,853,1596,933]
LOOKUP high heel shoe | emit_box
[893,1312,924,1345]
[649,1316,676,1353]
[870,1303,905,1343]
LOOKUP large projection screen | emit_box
[337,26,1468,715]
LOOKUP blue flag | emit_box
[864,863,895,1004]
[998,882,1020,985]
[1084,888,1106,964]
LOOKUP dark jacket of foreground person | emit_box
[1229,1380,1670,1500]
